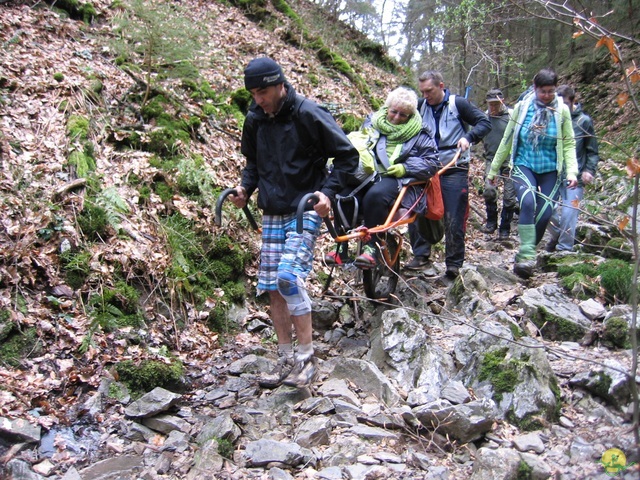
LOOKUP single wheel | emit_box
[363,233,400,300]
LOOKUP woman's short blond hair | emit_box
[384,87,418,115]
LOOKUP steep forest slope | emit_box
[0,0,401,424]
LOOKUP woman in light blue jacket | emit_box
[488,69,578,278]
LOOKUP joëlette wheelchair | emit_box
[214,150,457,301]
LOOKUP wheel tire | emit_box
[363,233,400,300]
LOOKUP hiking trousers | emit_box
[409,168,469,269]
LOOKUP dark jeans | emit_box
[409,168,469,268]
[511,165,561,244]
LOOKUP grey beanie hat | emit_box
[244,57,286,90]
[486,89,504,102]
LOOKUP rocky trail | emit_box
[3,185,640,479]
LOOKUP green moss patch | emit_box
[0,327,39,367]
[115,358,184,397]
[532,306,586,341]
[60,249,92,290]
[603,317,632,349]
[162,214,249,333]
[478,347,519,403]
[67,115,90,141]
[87,280,144,333]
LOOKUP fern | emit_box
[96,187,129,229]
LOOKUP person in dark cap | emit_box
[229,57,358,389]
[480,88,517,239]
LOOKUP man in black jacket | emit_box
[546,84,600,252]
[230,57,358,388]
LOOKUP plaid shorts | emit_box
[257,211,322,294]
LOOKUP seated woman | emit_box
[351,86,440,269]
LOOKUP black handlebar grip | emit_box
[215,188,259,231]
[295,193,338,238]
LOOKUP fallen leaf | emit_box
[626,157,640,176]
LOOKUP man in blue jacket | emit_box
[546,84,600,252]
[230,57,358,388]
[406,71,491,278]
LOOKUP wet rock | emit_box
[348,424,399,443]
[294,415,332,447]
[242,438,316,468]
[0,417,41,443]
[312,299,339,330]
[142,413,191,434]
[579,298,606,320]
[440,379,470,405]
[370,308,455,406]
[124,388,182,419]
[412,398,496,443]
[6,459,45,480]
[226,354,274,375]
[326,357,403,407]
[298,396,335,415]
[520,284,592,341]
[445,268,495,316]
[187,439,224,479]
[457,331,559,426]
[317,378,361,406]
[195,412,241,444]
[78,454,144,480]
[513,432,545,453]
[569,358,633,408]
[268,466,295,479]
[163,430,191,453]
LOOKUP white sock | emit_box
[277,343,294,359]
[296,343,314,361]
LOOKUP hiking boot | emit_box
[405,256,437,277]
[258,355,294,389]
[498,230,510,241]
[445,266,459,279]
[324,251,346,266]
[404,255,430,270]
[354,244,377,269]
[513,260,536,279]
[481,222,497,234]
[544,240,557,253]
[282,355,318,388]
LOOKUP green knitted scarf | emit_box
[371,107,423,164]
[371,107,422,143]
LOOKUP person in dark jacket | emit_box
[481,88,517,239]
[406,71,491,279]
[340,87,441,269]
[230,57,358,388]
[546,84,600,252]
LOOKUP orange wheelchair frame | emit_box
[215,151,458,301]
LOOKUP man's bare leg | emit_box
[268,290,292,344]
